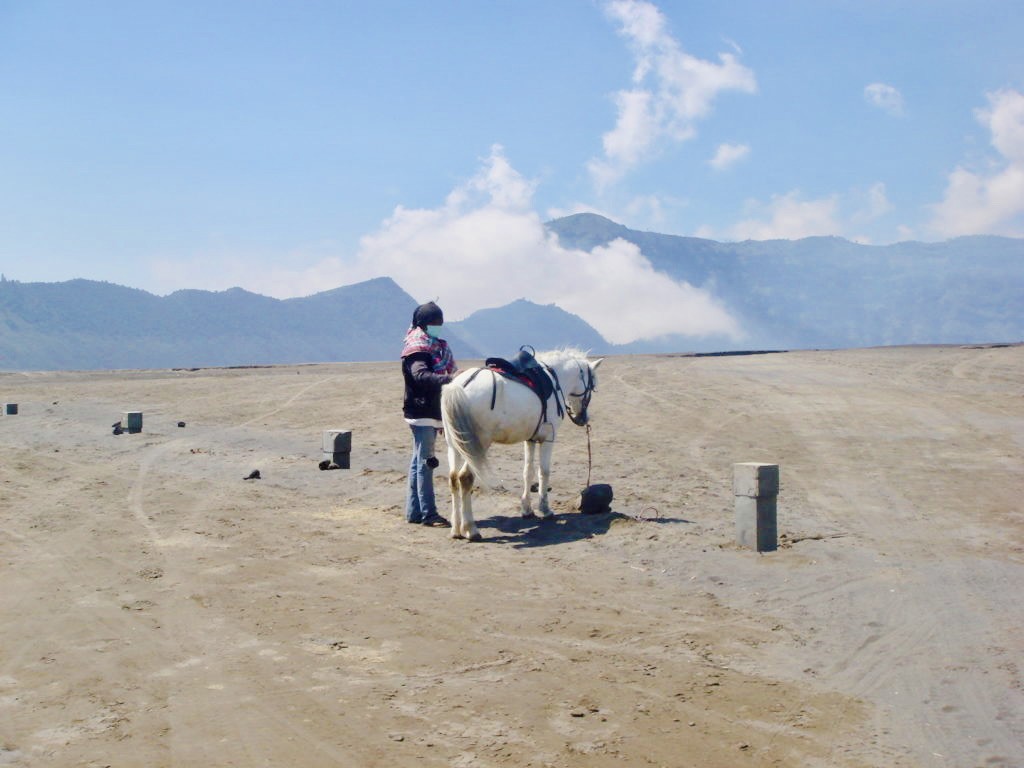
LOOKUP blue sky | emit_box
[2,1,1022,343]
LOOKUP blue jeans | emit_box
[406,425,439,522]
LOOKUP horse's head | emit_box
[563,357,602,426]
[535,348,603,426]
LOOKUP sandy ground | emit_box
[1,345,1021,768]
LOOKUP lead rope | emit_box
[585,423,593,488]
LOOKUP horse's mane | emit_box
[536,346,591,367]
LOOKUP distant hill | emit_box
[0,277,488,370]
[546,213,1024,350]
[2,214,1021,370]
[0,277,606,371]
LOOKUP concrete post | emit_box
[322,429,352,469]
[733,462,778,552]
[122,411,143,434]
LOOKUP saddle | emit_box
[484,347,555,405]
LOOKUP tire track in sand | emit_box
[121,375,363,766]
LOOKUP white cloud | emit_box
[846,182,895,243]
[727,191,841,240]
[864,182,893,219]
[445,144,536,212]
[849,181,893,225]
[624,194,667,226]
[895,224,915,242]
[575,239,742,341]
[589,0,756,188]
[702,181,901,243]
[591,90,661,188]
[985,88,1024,163]
[864,83,905,116]
[928,88,1024,238]
[709,142,750,170]
[354,146,741,344]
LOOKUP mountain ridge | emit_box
[546,213,1024,350]
[1,214,1022,370]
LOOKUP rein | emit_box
[528,363,565,442]
[585,423,593,487]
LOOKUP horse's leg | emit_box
[536,441,555,518]
[448,468,464,540]
[520,441,536,517]
[446,443,464,539]
[457,466,481,541]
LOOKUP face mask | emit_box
[426,325,443,338]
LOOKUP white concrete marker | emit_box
[322,429,352,469]
[733,462,779,552]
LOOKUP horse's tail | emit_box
[441,380,490,482]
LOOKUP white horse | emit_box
[441,347,602,541]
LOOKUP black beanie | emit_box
[412,301,444,329]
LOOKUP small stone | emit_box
[570,709,586,718]
[388,733,404,742]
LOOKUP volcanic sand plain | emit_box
[1,345,1022,767]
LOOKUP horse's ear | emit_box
[591,358,604,370]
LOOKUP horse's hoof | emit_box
[522,510,535,519]
[468,531,483,542]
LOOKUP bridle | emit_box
[564,360,596,426]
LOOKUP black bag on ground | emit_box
[578,483,614,514]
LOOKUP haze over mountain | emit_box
[548,213,1024,352]
[1,213,1021,371]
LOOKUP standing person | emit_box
[401,301,457,525]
